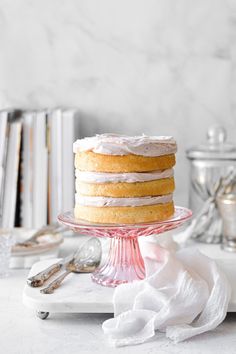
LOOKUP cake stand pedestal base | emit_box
[91,236,145,287]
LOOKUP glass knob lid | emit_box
[186,125,236,160]
[207,125,226,145]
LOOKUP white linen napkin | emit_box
[102,237,231,347]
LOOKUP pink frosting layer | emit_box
[76,169,174,183]
[75,194,173,207]
[73,134,177,157]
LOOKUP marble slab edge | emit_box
[22,258,236,315]
[22,259,114,314]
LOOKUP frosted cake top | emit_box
[73,133,177,157]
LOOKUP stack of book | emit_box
[0,108,78,229]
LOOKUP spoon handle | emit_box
[40,270,71,294]
[27,263,62,287]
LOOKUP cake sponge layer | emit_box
[75,151,175,172]
[76,177,175,197]
[74,202,174,224]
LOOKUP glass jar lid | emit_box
[186,126,236,160]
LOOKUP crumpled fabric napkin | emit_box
[102,237,231,347]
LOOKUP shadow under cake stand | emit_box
[58,206,192,288]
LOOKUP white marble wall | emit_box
[0,0,236,205]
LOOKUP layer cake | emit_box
[73,134,177,224]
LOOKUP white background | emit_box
[0,0,236,205]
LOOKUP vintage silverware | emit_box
[182,169,236,244]
[17,223,66,248]
[40,238,102,294]
[27,254,74,287]
[27,237,101,288]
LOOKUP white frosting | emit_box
[75,194,173,207]
[76,169,174,183]
[73,134,177,157]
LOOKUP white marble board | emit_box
[23,259,114,314]
[23,249,236,316]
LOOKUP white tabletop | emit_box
[1,235,236,354]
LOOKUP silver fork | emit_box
[16,223,66,247]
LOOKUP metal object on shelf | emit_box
[186,126,236,243]
[217,194,236,252]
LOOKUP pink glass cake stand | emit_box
[58,206,192,288]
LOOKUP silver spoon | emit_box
[40,238,102,294]
[27,237,100,287]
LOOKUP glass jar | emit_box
[186,126,236,243]
[0,230,14,277]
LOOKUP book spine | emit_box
[62,109,75,212]
[22,112,33,228]
[48,108,63,223]
[0,111,9,226]
[32,111,48,228]
[2,120,22,227]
